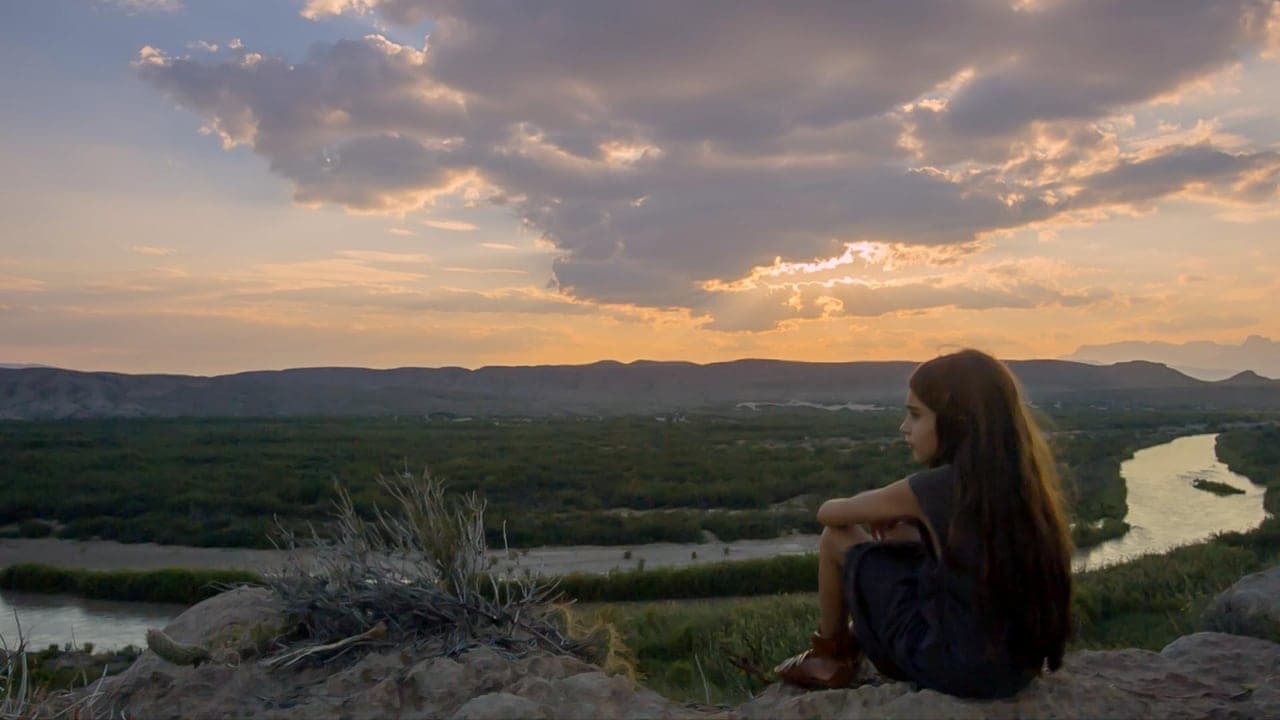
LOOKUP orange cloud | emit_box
[422,219,479,232]
[130,245,176,256]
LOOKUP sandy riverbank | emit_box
[0,534,823,578]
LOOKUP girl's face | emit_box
[900,389,938,465]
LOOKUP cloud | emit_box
[373,286,590,315]
[699,261,1115,333]
[4,251,583,321]
[441,266,527,275]
[97,0,182,14]
[422,219,479,231]
[301,0,384,21]
[481,242,519,250]
[1139,314,1262,334]
[0,275,45,292]
[335,250,430,263]
[0,303,559,374]
[137,0,1280,329]
[130,245,176,256]
[216,283,588,316]
[248,258,428,289]
[386,227,417,236]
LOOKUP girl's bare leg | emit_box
[775,524,871,687]
[818,524,872,638]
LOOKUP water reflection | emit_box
[1073,433,1266,570]
[0,591,182,651]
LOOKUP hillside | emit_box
[2,358,1279,419]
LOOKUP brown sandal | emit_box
[773,628,861,689]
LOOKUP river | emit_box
[0,432,1266,649]
[1072,433,1266,568]
[0,591,183,651]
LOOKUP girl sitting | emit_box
[774,349,1073,698]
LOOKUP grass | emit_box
[0,565,264,605]
[576,593,819,704]
[556,554,818,603]
[576,516,1280,705]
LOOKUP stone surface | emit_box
[54,587,1280,719]
[1202,564,1280,643]
[450,692,549,720]
[734,632,1280,720]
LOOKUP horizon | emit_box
[3,2,1280,374]
[3,341,1275,383]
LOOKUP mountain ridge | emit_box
[1064,335,1279,380]
[3,357,1279,419]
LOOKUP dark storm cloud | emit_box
[139,0,1280,327]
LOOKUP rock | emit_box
[1202,564,1280,643]
[450,692,550,720]
[506,670,690,719]
[734,632,1280,720]
[146,628,211,666]
[513,652,596,680]
[54,587,1280,720]
[83,586,290,719]
[407,655,480,711]
[457,645,518,693]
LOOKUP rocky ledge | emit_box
[58,568,1280,719]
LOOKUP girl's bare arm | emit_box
[816,478,922,529]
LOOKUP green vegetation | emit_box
[24,644,142,692]
[1191,478,1245,496]
[1217,425,1280,514]
[5,408,1264,550]
[0,413,913,548]
[16,519,54,538]
[0,564,263,605]
[0,422,1274,704]
[1071,517,1130,547]
[558,555,818,603]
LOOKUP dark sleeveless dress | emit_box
[840,464,1039,699]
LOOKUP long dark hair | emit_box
[909,349,1073,672]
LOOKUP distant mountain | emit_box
[1064,335,1279,380]
[1218,370,1275,386]
[2,358,1278,419]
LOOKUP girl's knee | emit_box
[880,522,922,543]
[821,524,871,556]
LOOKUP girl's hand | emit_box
[868,518,905,541]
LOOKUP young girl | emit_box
[774,349,1073,698]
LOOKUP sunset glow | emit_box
[2,1,1279,374]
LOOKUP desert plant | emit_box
[0,616,54,720]
[263,467,583,666]
[0,639,32,720]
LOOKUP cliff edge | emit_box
[53,567,1280,719]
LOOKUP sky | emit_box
[1,0,1279,375]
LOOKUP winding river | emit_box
[1072,433,1266,569]
[0,432,1267,649]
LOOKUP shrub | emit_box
[17,519,53,538]
[263,469,588,667]
[0,564,262,604]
